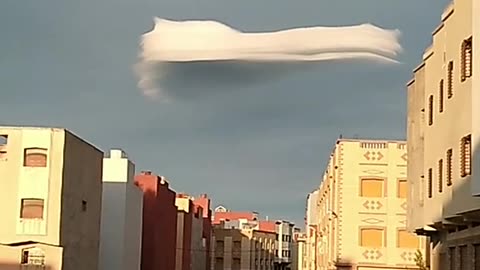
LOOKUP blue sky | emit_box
[1,0,449,225]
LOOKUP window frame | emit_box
[359,177,386,198]
[359,227,386,248]
[23,147,48,167]
[20,198,45,219]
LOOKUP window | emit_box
[428,168,433,198]
[461,135,472,177]
[461,37,473,81]
[397,179,408,198]
[21,248,45,265]
[82,200,87,211]
[0,135,7,159]
[20,199,44,219]
[428,95,434,126]
[439,79,444,112]
[449,247,456,270]
[447,61,454,98]
[438,159,443,193]
[360,178,384,197]
[447,149,453,186]
[23,148,48,167]
[460,245,468,269]
[474,244,480,270]
[360,228,384,247]
[397,230,419,248]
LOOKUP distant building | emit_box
[99,149,143,270]
[135,171,177,270]
[317,138,425,270]
[212,223,276,270]
[305,190,319,270]
[292,231,307,270]
[193,194,213,270]
[176,194,210,270]
[407,0,480,268]
[0,126,103,270]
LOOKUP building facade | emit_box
[99,149,143,270]
[407,0,480,268]
[305,190,319,270]
[292,231,307,270]
[212,224,276,270]
[0,126,104,270]
[193,194,213,270]
[317,139,425,270]
[135,171,178,270]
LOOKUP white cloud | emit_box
[135,18,402,100]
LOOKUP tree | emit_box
[414,249,428,270]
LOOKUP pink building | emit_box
[135,171,177,270]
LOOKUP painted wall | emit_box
[135,171,178,270]
[99,149,143,270]
[0,127,103,270]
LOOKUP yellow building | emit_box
[407,0,480,268]
[317,139,425,270]
[0,126,104,270]
[212,225,276,270]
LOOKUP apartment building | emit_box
[212,223,276,270]
[135,171,178,270]
[0,126,103,270]
[99,149,143,270]
[193,194,213,270]
[176,193,209,270]
[305,190,319,270]
[317,138,425,270]
[407,0,480,268]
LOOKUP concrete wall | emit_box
[99,149,143,270]
[0,127,103,270]
[135,172,178,270]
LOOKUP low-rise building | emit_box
[317,138,425,270]
[99,149,143,270]
[0,126,103,270]
[212,223,276,270]
[292,231,307,270]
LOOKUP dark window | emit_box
[438,159,443,193]
[428,168,433,198]
[447,61,454,98]
[428,95,434,126]
[461,37,473,81]
[447,149,453,186]
[461,135,472,177]
[439,79,444,112]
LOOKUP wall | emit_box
[99,149,143,270]
[135,172,178,270]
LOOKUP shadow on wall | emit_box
[421,139,480,269]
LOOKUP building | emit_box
[407,0,480,268]
[135,171,177,270]
[193,194,213,270]
[213,207,259,226]
[212,223,276,270]
[305,190,319,270]
[292,231,307,270]
[317,138,425,270]
[0,126,103,270]
[176,194,209,270]
[99,149,143,270]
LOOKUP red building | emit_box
[193,194,212,270]
[135,171,177,270]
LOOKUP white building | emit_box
[99,149,143,270]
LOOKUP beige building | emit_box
[305,190,319,270]
[292,232,307,270]
[407,0,480,268]
[0,126,104,270]
[212,225,276,270]
[317,139,425,270]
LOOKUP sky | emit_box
[1,0,450,226]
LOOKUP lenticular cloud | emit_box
[135,18,402,100]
